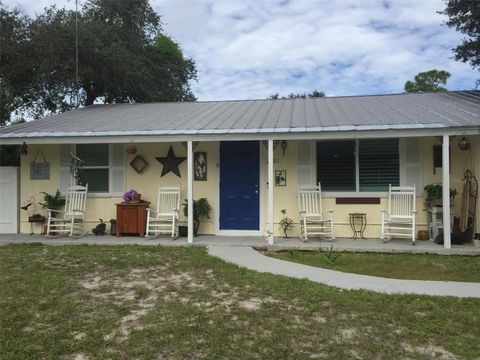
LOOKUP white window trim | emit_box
[75,144,117,197]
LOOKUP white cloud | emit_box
[8,0,479,100]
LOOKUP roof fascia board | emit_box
[1,127,479,145]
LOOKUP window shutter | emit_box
[110,144,125,196]
[359,139,399,191]
[59,144,72,193]
[400,138,422,190]
[317,141,355,191]
[297,141,315,187]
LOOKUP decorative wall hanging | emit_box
[130,155,149,174]
[126,144,137,155]
[69,152,85,181]
[458,137,470,151]
[275,169,286,186]
[156,145,186,177]
[194,152,207,181]
[30,150,50,180]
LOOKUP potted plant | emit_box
[40,189,65,216]
[424,184,457,206]
[182,198,212,236]
[279,209,294,238]
[123,189,142,203]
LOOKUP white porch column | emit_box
[187,141,194,244]
[442,135,451,249]
[268,139,274,245]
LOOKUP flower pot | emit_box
[473,239,480,248]
[417,230,429,240]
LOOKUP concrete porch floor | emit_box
[0,233,479,255]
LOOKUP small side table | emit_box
[116,201,150,237]
[28,216,46,235]
[349,213,367,240]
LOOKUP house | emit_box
[1,90,479,249]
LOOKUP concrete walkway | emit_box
[208,246,480,298]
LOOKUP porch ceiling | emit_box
[1,91,480,144]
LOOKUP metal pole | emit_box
[75,0,79,107]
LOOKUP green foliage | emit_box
[268,90,326,99]
[441,0,480,70]
[404,69,451,93]
[40,189,65,210]
[423,184,458,201]
[0,0,197,122]
[182,198,212,221]
[319,245,344,264]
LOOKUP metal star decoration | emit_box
[156,146,187,177]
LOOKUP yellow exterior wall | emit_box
[18,136,480,238]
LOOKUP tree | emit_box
[404,70,451,93]
[268,90,325,99]
[0,0,197,123]
[0,4,32,126]
[442,0,480,70]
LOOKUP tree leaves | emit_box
[404,70,451,93]
[0,0,197,125]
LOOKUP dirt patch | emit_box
[77,266,198,342]
[402,343,458,360]
[340,328,356,341]
[239,298,262,311]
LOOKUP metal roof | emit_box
[1,91,480,140]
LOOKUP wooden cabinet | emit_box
[116,201,150,237]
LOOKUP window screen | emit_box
[359,139,399,191]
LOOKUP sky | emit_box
[9,0,479,101]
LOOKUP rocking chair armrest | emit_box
[381,209,389,215]
[411,210,417,214]
[72,209,85,214]
[47,209,64,214]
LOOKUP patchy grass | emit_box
[266,249,480,282]
[0,244,478,359]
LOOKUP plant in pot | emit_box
[182,198,212,236]
[424,184,458,207]
[40,189,65,216]
[123,189,142,203]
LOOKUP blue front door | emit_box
[220,141,260,230]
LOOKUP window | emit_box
[316,139,399,192]
[76,144,109,192]
[317,141,355,191]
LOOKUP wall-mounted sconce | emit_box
[458,137,470,151]
[126,144,137,155]
[261,140,288,156]
[181,142,199,151]
[20,141,28,155]
[280,140,288,156]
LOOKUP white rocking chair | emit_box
[381,185,417,245]
[46,184,88,237]
[146,186,180,238]
[298,183,335,241]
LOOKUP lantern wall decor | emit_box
[458,137,470,151]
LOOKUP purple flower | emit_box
[123,189,140,202]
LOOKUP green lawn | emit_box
[265,249,480,282]
[0,244,479,359]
